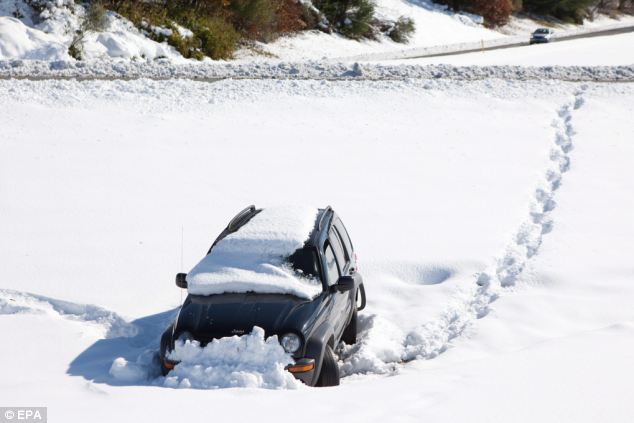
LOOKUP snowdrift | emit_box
[163,327,300,389]
[0,4,183,62]
[107,327,300,389]
[2,70,634,421]
[0,17,68,60]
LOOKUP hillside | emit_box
[1,0,632,62]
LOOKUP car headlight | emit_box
[177,331,194,343]
[280,333,302,354]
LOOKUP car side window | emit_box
[329,229,347,270]
[333,226,350,261]
[334,218,353,258]
[323,242,340,286]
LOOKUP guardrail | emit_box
[339,21,634,62]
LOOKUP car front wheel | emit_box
[315,345,339,387]
[341,308,358,345]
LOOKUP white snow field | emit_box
[1,75,634,422]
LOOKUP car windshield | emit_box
[535,28,549,34]
[288,246,321,280]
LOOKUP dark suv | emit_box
[159,205,366,387]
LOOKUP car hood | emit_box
[173,293,323,342]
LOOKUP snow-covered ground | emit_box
[0,2,184,61]
[242,5,634,60]
[1,72,633,421]
[394,31,634,66]
[243,0,501,60]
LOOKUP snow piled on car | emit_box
[186,206,322,300]
[108,327,301,389]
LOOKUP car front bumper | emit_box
[162,355,317,385]
[286,358,316,385]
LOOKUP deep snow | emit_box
[163,327,300,389]
[1,71,633,422]
[0,2,183,61]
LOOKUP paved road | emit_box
[406,24,634,60]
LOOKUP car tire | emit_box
[160,362,171,376]
[315,345,340,387]
[341,308,358,345]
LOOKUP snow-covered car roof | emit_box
[186,206,323,300]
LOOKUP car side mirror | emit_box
[335,275,355,293]
[175,273,188,289]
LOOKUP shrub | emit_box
[103,0,169,27]
[314,0,376,39]
[471,0,512,26]
[166,26,204,59]
[84,2,109,32]
[274,0,308,34]
[433,0,511,27]
[194,17,240,60]
[510,0,523,11]
[523,0,597,22]
[343,0,375,39]
[231,0,278,40]
[69,1,109,60]
[388,16,415,43]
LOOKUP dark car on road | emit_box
[159,205,366,387]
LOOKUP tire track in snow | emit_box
[341,86,588,376]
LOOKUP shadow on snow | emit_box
[67,308,178,386]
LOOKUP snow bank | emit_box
[109,357,148,383]
[0,289,135,338]
[187,206,322,300]
[81,13,184,61]
[1,60,633,82]
[0,17,68,60]
[0,3,184,62]
[163,327,300,389]
[100,320,301,389]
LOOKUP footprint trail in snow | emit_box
[341,86,588,376]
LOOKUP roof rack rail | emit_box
[227,205,256,231]
[317,206,333,230]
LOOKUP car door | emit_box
[333,217,356,273]
[323,241,344,337]
[327,228,352,338]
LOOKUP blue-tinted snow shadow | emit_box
[67,308,178,386]
[403,0,455,14]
